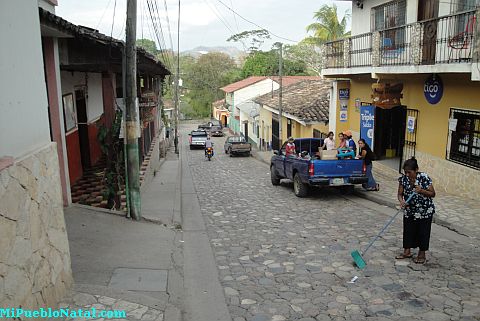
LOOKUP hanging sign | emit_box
[424,74,443,105]
[407,116,416,133]
[339,88,350,100]
[360,105,375,149]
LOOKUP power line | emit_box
[163,0,175,54]
[229,0,240,33]
[110,0,117,38]
[145,0,173,70]
[203,0,236,35]
[214,0,299,43]
[96,0,113,30]
[153,0,174,70]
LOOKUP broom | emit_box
[351,192,415,269]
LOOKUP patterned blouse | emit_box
[398,172,435,220]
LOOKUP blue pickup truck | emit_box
[270,138,368,197]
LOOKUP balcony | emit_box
[322,9,479,77]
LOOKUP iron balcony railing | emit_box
[323,9,477,69]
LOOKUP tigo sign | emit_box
[424,74,443,105]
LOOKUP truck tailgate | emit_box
[231,143,250,150]
[313,159,364,177]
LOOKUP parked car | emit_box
[189,130,208,149]
[210,125,223,137]
[198,123,211,131]
[270,138,368,197]
[224,136,251,156]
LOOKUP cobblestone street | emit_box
[181,125,480,321]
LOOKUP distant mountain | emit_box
[182,46,245,59]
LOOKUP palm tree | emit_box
[305,4,351,45]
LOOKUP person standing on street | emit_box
[396,157,436,264]
[357,139,379,191]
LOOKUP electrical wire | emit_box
[96,0,113,30]
[214,0,299,43]
[145,0,173,70]
[110,0,117,38]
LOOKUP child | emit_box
[285,137,296,157]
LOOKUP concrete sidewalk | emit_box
[62,148,183,321]
[252,148,480,239]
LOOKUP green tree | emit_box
[241,50,308,78]
[284,42,322,75]
[136,38,159,55]
[181,52,241,117]
[305,4,351,45]
[227,29,271,52]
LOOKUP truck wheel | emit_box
[270,166,280,186]
[293,173,309,197]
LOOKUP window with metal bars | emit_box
[371,0,406,31]
[448,108,480,169]
[450,0,479,14]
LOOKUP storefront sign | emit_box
[424,74,443,105]
[448,118,458,131]
[340,110,348,122]
[360,105,375,149]
[407,116,416,133]
[339,88,350,100]
[340,101,348,110]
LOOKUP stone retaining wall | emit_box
[0,143,73,309]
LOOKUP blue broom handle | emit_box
[362,192,415,255]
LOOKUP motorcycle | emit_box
[205,147,214,161]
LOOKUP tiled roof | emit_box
[38,7,169,74]
[220,76,268,93]
[254,79,332,123]
[212,99,225,107]
[270,76,322,87]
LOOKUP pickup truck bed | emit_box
[270,138,368,197]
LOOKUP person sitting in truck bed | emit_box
[285,137,296,157]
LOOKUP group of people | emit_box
[321,130,379,191]
[287,133,436,264]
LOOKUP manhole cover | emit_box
[109,268,167,292]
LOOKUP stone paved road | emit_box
[181,124,480,321]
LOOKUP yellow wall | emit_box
[336,74,480,158]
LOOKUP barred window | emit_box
[371,0,406,31]
[448,108,480,169]
[450,0,479,14]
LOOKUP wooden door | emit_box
[75,89,91,169]
[418,0,439,64]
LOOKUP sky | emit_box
[55,0,351,52]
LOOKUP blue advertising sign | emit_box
[339,88,350,100]
[360,105,375,149]
[424,74,443,105]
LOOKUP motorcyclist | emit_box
[205,136,213,157]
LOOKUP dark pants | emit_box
[403,216,433,251]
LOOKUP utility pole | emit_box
[125,0,141,220]
[174,0,181,154]
[278,42,283,150]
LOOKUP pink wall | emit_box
[42,37,70,205]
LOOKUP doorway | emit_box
[75,88,91,169]
[244,122,249,142]
[418,0,439,64]
[374,105,407,166]
[272,116,279,151]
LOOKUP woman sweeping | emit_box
[396,157,436,264]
